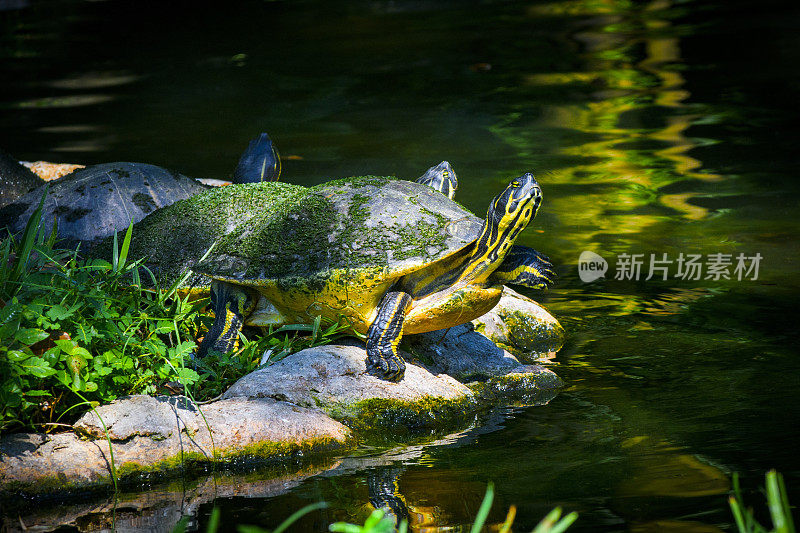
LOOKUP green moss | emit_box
[490,309,566,355]
[467,370,563,406]
[329,395,478,433]
[134,178,459,285]
[328,175,393,189]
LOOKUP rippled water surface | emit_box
[2,0,799,530]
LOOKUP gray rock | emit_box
[74,394,198,440]
[405,324,523,380]
[223,343,475,429]
[472,287,565,359]
[1,396,352,494]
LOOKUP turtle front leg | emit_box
[490,245,557,289]
[197,280,256,358]
[366,291,413,382]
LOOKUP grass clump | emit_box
[729,470,795,533]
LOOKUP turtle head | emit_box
[488,172,542,241]
[232,132,282,184]
[416,160,458,200]
[456,173,542,285]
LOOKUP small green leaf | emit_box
[175,367,200,384]
[14,328,50,346]
[7,349,31,362]
[18,356,57,378]
[65,354,87,376]
[23,389,52,397]
[47,303,79,321]
[55,339,78,355]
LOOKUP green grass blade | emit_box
[141,263,159,289]
[470,482,494,533]
[11,186,48,285]
[545,511,579,533]
[162,242,216,301]
[312,314,322,342]
[46,215,59,248]
[0,236,12,290]
[728,496,748,533]
[118,221,134,272]
[776,472,796,533]
[206,507,221,533]
[112,231,119,272]
[766,470,795,533]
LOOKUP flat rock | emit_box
[223,343,475,429]
[1,396,352,495]
[472,287,565,359]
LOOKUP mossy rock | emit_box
[472,287,565,359]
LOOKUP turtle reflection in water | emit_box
[127,172,555,381]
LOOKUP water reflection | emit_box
[511,0,724,262]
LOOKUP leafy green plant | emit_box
[0,200,356,432]
[0,217,205,431]
[729,470,795,533]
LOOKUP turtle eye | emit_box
[511,180,520,187]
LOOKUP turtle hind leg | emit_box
[366,291,413,382]
[197,280,256,358]
[491,245,557,289]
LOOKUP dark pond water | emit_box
[2,0,799,530]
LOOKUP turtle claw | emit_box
[366,352,406,382]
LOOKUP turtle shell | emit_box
[0,149,42,208]
[0,162,207,243]
[123,177,483,290]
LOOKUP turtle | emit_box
[415,160,458,200]
[0,133,281,245]
[0,162,209,246]
[122,172,554,381]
